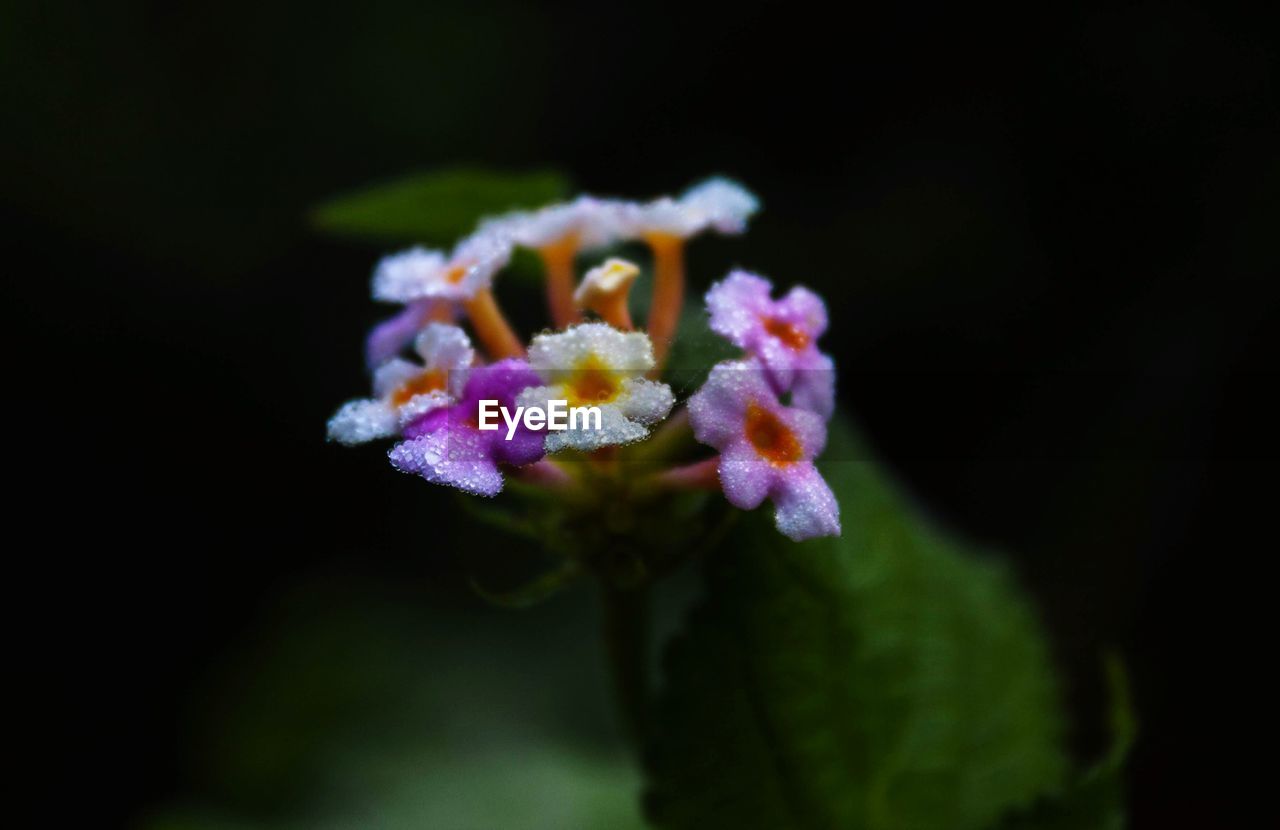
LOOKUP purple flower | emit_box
[688,360,840,541]
[706,270,835,419]
[388,359,544,496]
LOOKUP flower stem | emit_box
[540,238,582,329]
[646,233,685,373]
[594,294,633,330]
[463,287,525,359]
[651,456,720,491]
[601,583,650,747]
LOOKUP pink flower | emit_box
[706,270,835,419]
[688,360,840,541]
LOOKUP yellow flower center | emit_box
[391,369,447,406]
[566,354,622,406]
[745,402,803,465]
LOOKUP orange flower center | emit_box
[744,402,803,465]
[391,369,447,406]
[567,354,621,406]
[445,264,469,284]
[763,316,810,350]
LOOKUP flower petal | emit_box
[365,300,435,368]
[388,427,504,497]
[371,247,447,303]
[687,359,777,449]
[327,399,399,445]
[526,323,655,379]
[372,358,426,399]
[414,322,475,396]
[791,353,836,420]
[679,177,759,235]
[771,463,841,541]
[617,378,675,426]
[706,271,774,347]
[543,403,649,452]
[395,390,453,425]
[775,285,829,338]
[717,439,774,509]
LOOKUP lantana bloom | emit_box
[328,323,475,445]
[617,177,759,240]
[706,270,835,418]
[388,359,544,496]
[372,232,512,304]
[333,177,842,546]
[517,323,674,452]
[687,360,840,541]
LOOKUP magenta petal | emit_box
[771,463,841,541]
[492,426,546,468]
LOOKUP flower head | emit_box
[618,177,759,241]
[706,270,835,418]
[372,233,512,304]
[389,359,544,496]
[328,323,474,445]
[518,323,674,452]
[688,360,840,541]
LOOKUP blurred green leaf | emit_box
[992,655,1135,830]
[147,745,645,830]
[312,168,570,243]
[645,417,1070,829]
[143,582,643,830]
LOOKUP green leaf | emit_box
[645,417,1070,830]
[312,168,570,243]
[991,655,1135,830]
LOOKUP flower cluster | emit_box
[330,178,841,542]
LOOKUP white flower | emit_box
[481,196,626,251]
[327,324,475,445]
[371,233,512,304]
[517,323,674,452]
[616,177,759,240]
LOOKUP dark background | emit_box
[6,1,1275,827]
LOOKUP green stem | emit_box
[601,582,650,748]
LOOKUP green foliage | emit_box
[994,656,1135,830]
[311,168,569,244]
[645,417,1071,829]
